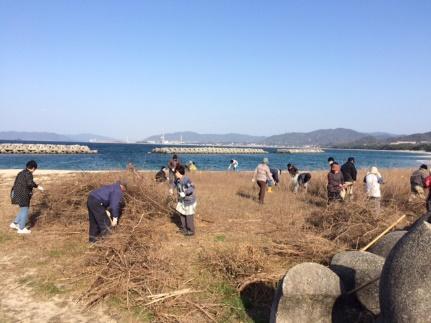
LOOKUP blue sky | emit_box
[0,1,430,140]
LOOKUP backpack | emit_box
[424,175,431,188]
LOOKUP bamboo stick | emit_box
[360,214,406,252]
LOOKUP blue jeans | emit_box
[14,207,29,230]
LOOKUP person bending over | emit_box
[87,180,127,243]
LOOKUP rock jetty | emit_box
[276,148,324,154]
[0,143,97,154]
[152,147,267,154]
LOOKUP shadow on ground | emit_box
[240,281,275,323]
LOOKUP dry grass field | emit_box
[0,168,426,322]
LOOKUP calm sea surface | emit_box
[0,142,430,171]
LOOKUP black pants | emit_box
[328,191,342,203]
[87,195,111,242]
[179,214,195,234]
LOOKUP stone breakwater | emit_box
[152,146,268,154]
[276,148,324,154]
[0,143,97,154]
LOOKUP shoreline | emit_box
[0,167,417,177]
[327,147,431,154]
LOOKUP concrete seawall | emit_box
[276,148,324,154]
[0,144,97,154]
[152,147,268,154]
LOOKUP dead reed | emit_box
[27,168,426,322]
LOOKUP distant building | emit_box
[389,141,417,145]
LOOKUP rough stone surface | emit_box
[270,262,342,323]
[330,251,384,315]
[369,231,407,258]
[380,220,431,322]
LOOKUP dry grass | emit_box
[5,168,427,322]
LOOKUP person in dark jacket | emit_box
[10,160,43,234]
[168,154,181,194]
[87,180,127,242]
[155,166,168,183]
[409,164,429,200]
[270,168,281,186]
[327,162,345,203]
[341,157,357,200]
[425,175,431,212]
[175,165,196,236]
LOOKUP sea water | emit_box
[0,142,430,171]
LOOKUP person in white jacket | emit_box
[365,166,383,214]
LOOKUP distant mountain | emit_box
[336,131,431,147]
[367,132,399,140]
[388,131,431,143]
[0,131,119,143]
[142,131,265,144]
[261,128,370,146]
[67,133,120,143]
[142,129,408,146]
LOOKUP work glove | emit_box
[37,186,44,191]
[112,217,118,227]
[179,192,186,198]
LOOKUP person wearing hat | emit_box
[252,158,273,204]
[409,164,429,201]
[87,179,127,242]
[341,157,357,201]
[364,166,384,214]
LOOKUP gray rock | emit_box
[330,251,384,315]
[270,262,342,323]
[380,220,431,322]
[369,231,407,258]
[332,295,376,323]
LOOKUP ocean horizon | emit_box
[0,141,430,171]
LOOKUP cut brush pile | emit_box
[22,169,423,322]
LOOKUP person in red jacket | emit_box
[424,175,431,212]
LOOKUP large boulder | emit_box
[380,220,431,322]
[330,251,384,315]
[369,231,407,258]
[270,262,342,323]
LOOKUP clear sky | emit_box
[1,1,430,140]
